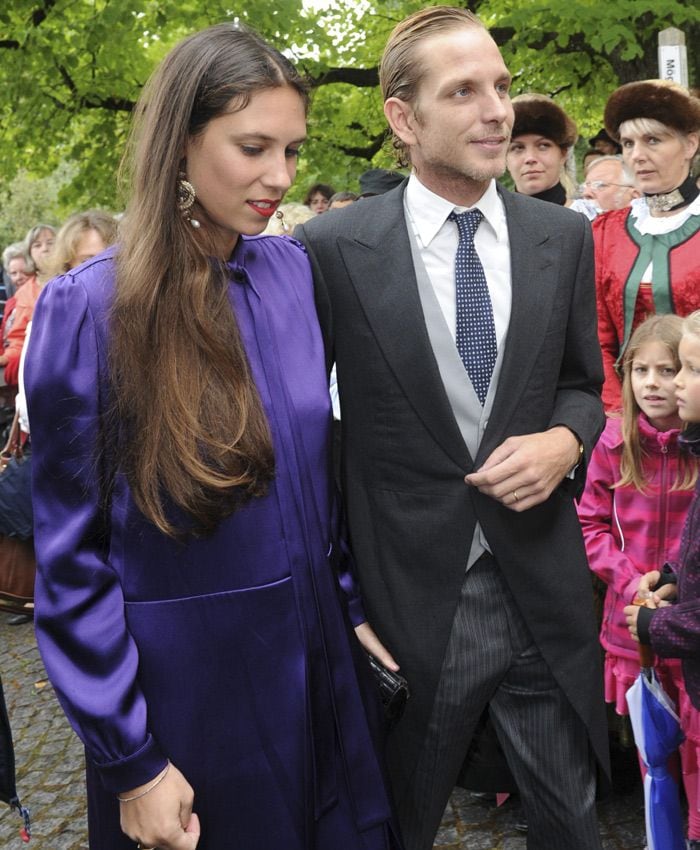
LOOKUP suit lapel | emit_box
[337,185,562,469]
[339,187,471,469]
[477,188,560,463]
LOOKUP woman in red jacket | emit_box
[593,80,700,412]
[0,224,54,387]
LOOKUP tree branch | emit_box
[332,131,388,160]
[490,27,598,61]
[83,96,135,112]
[308,67,379,88]
[55,61,134,111]
[31,0,58,27]
[1,1,57,49]
[307,28,598,92]
[56,62,77,95]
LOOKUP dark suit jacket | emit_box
[296,181,609,801]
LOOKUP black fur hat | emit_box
[510,94,577,148]
[604,80,700,141]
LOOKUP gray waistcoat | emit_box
[405,208,508,567]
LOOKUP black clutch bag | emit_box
[366,653,410,724]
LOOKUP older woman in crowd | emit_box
[0,225,53,387]
[25,224,56,284]
[593,80,700,410]
[1,244,33,354]
[578,155,639,218]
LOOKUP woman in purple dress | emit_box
[24,24,400,850]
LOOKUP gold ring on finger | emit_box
[512,490,519,503]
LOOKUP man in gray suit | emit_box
[296,7,608,850]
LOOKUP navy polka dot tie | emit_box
[449,209,497,405]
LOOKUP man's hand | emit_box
[119,762,200,850]
[464,426,580,511]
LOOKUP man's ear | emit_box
[384,97,418,147]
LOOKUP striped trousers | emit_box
[395,554,603,850]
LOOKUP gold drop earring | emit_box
[176,172,201,228]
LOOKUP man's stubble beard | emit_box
[416,151,508,190]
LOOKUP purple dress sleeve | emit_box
[25,267,168,793]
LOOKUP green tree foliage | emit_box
[0,0,698,242]
[0,164,73,250]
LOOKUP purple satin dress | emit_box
[25,236,397,849]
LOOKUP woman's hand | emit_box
[119,762,200,849]
[354,621,399,672]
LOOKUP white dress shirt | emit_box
[16,320,31,435]
[404,174,514,566]
[404,174,512,349]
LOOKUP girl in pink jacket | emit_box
[578,314,700,836]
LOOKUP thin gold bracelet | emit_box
[117,762,170,803]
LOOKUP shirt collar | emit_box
[405,173,506,247]
[630,191,700,230]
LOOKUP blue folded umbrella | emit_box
[627,668,685,850]
[0,675,31,842]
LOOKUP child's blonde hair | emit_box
[616,314,698,492]
[682,309,700,342]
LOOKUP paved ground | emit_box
[0,610,649,849]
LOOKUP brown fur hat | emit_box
[604,80,700,141]
[510,94,577,148]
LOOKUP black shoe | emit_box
[8,614,31,625]
[514,820,528,833]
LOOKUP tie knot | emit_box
[449,208,483,240]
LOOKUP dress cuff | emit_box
[346,596,366,628]
[92,734,168,794]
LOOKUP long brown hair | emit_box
[112,23,308,537]
[617,314,698,492]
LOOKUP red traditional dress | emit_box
[592,196,700,411]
